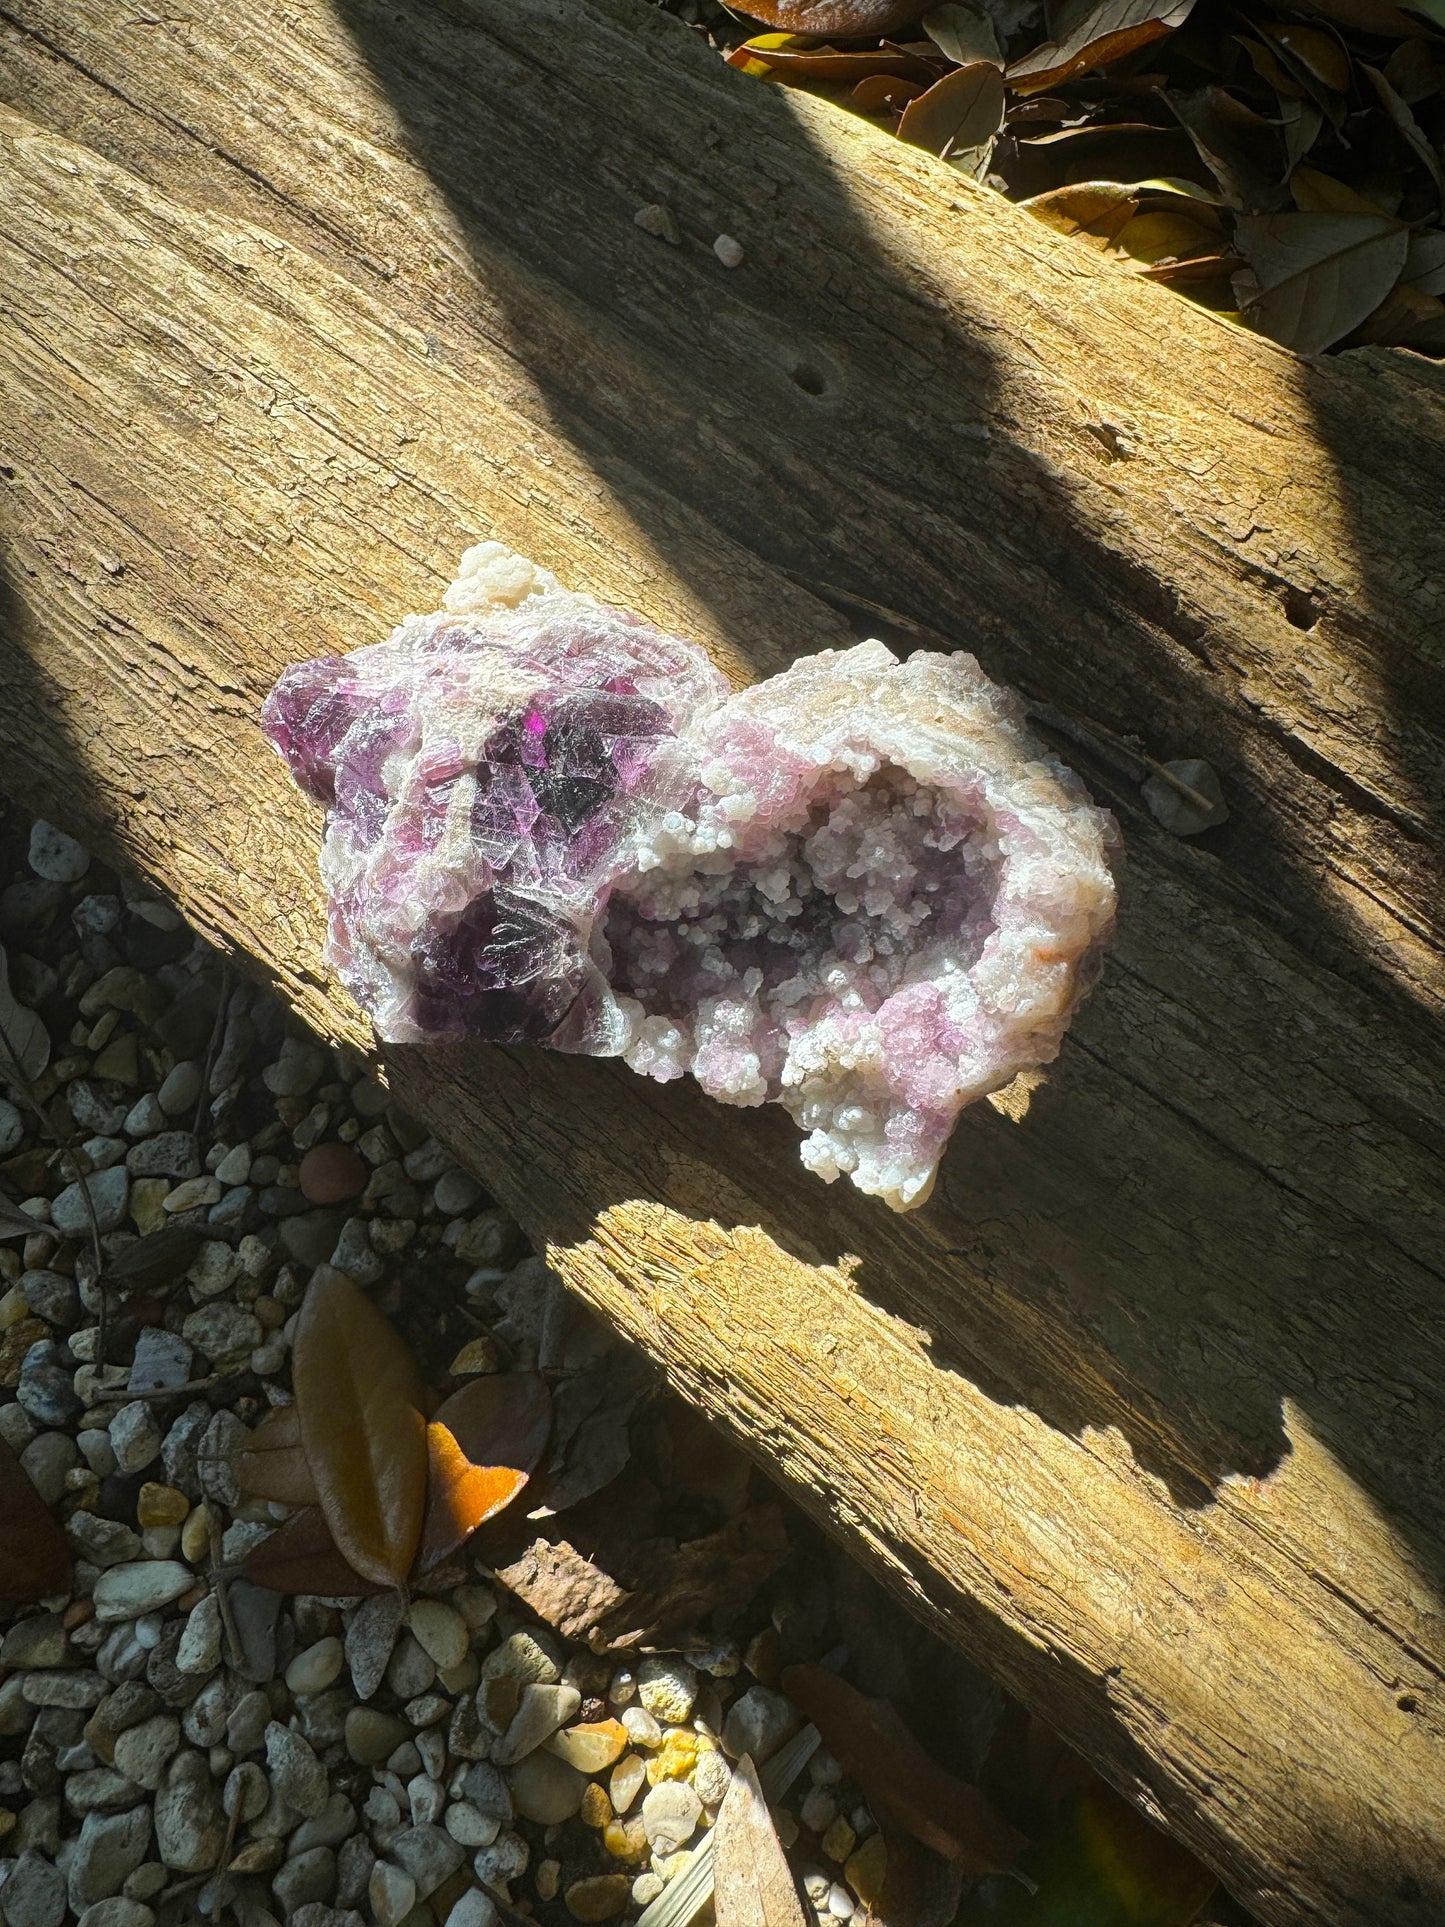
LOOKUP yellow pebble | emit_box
[602,1818,650,1865]
[645,1730,698,1785]
[845,1832,887,1907]
[137,1482,190,1529]
[180,1500,212,1563]
[822,1815,857,1865]
[580,1783,613,1829]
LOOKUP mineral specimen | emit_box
[264,544,1117,1209]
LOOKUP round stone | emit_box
[29,819,91,882]
[286,1636,345,1698]
[563,1874,630,1922]
[297,1143,366,1206]
[508,1750,586,1826]
[344,1706,411,1767]
[93,1562,193,1621]
[636,1657,697,1725]
[640,1781,701,1855]
[406,1598,468,1673]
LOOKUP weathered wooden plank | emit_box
[1,3,1443,1921]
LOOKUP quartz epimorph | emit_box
[264,545,1117,1209]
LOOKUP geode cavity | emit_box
[264,544,1117,1209]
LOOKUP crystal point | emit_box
[263,544,1117,1209]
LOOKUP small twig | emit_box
[1026,699,1219,815]
[210,1508,246,1673]
[193,961,231,1138]
[86,1373,228,1408]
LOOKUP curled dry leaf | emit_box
[416,1371,551,1573]
[0,1434,71,1602]
[782,1663,1027,1872]
[1232,209,1410,352]
[244,1503,388,1598]
[736,0,933,33]
[1020,180,1142,244]
[1006,0,1196,94]
[898,60,1006,157]
[713,1754,809,1927]
[1364,65,1445,199]
[729,41,940,84]
[292,1265,429,1588]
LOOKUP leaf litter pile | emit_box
[0,790,1245,1927]
[659,0,1445,355]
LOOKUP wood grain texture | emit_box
[1,3,1443,1919]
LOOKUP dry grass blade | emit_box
[714,1754,809,1927]
[292,1266,429,1588]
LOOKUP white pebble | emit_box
[713,233,744,268]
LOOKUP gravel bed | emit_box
[0,801,1028,1927]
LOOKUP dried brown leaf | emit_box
[734,2,934,36]
[728,41,940,84]
[1364,65,1445,199]
[292,1265,428,1589]
[1007,0,1195,95]
[0,1434,70,1602]
[898,61,1005,157]
[1233,210,1410,353]
[1404,228,1445,294]
[414,1372,549,1572]
[1020,180,1142,244]
[782,1664,1028,1872]
[233,1402,319,1507]
[243,1504,388,1597]
[1168,87,1292,211]
[852,73,928,114]
[714,1754,809,1927]
[1291,164,1389,215]
[923,3,1002,67]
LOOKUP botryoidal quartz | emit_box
[264,545,1117,1210]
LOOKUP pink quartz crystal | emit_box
[264,545,1117,1209]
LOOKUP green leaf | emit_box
[1233,211,1410,353]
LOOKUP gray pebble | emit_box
[70,1513,141,1572]
[262,1037,326,1098]
[225,1688,272,1756]
[92,1562,191,1622]
[492,1683,579,1766]
[67,1806,153,1911]
[76,1901,157,1927]
[128,1329,192,1396]
[107,1401,162,1475]
[432,1167,483,1217]
[721,1684,799,1765]
[121,1096,166,1141]
[20,1270,78,1328]
[153,1748,226,1871]
[113,1714,181,1793]
[2,1848,67,1927]
[223,1760,268,1822]
[390,1823,463,1902]
[2,1615,69,1671]
[345,1591,405,1702]
[63,1768,146,1814]
[640,1780,701,1854]
[124,1133,200,1182]
[182,1302,260,1369]
[227,1580,280,1685]
[265,1721,328,1817]
[272,1845,337,1912]
[66,1083,128,1138]
[17,1346,81,1428]
[155,1062,201,1116]
[18,1431,77,1506]
[51,1168,129,1238]
[0,1095,24,1156]
[29,820,91,883]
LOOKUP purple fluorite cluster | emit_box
[264,545,1117,1209]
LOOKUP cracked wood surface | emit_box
[1,1,1444,1920]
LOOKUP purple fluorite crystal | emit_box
[264,545,1117,1208]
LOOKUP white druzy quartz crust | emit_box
[264,544,1118,1211]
